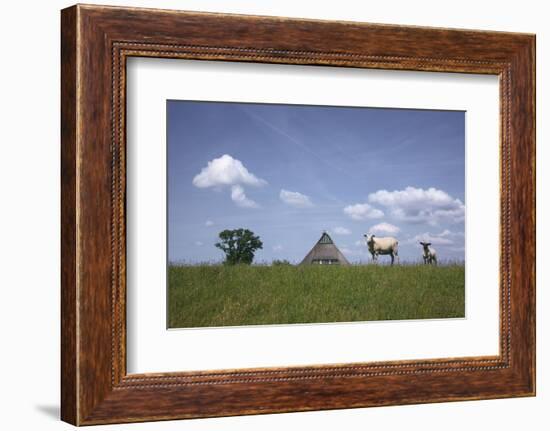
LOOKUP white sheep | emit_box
[419,241,437,265]
[364,234,399,265]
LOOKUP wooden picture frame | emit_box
[61,4,535,425]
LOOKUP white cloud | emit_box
[343,203,384,221]
[405,229,464,246]
[332,226,352,235]
[280,189,313,208]
[231,185,259,208]
[192,154,266,188]
[193,155,265,209]
[205,220,214,227]
[272,244,283,252]
[195,241,204,246]
[368,186,465,225]
[369,222,400,235]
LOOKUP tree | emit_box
[272,259,292,266]
[215,228,263,265]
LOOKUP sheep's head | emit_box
[419,241,431,250]
[364,233,375,245]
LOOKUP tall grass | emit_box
[168,264,465,328]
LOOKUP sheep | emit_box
[419,241,437,265]
[364,234,399,265]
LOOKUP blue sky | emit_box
[167,100,465,264]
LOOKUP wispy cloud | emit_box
[332,226,352,235]
[343,203,384,221]
[241,107,356,182]
[403,229,464,246]
[205,220,214,227]
[280,189,313,208]
[340,246,369,258]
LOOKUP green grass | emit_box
[168,264,465,328]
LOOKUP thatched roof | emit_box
[300,232,350,265]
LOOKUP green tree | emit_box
[272,259,291,266]
[215,228,263,265]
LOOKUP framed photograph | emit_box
[61,4,535,425]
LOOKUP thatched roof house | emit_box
[300,232,350,265]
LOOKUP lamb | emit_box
[419,241,437,265]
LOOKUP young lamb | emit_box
[419,241,437,265]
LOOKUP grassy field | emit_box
[168,264,465,328]
[168,265,464,328]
